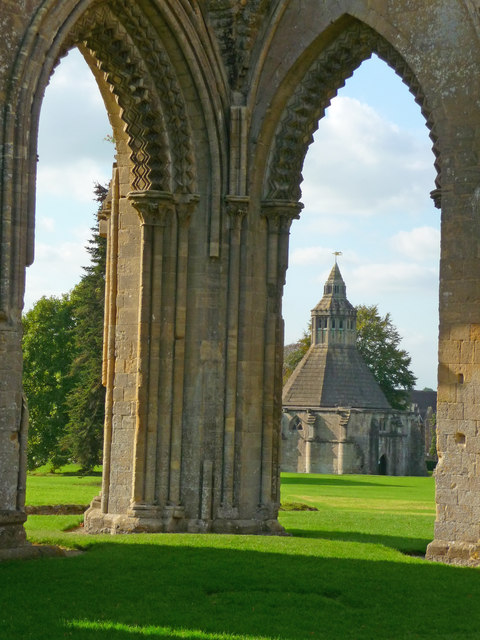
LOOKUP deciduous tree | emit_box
[283,305,416,410]
[283,325,311,384]
[22,295,77,469]
[356,304,416,409]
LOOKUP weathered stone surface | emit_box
[282,264,425,476]
[0,0,478,564]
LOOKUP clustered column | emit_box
[260,200,301,514]
[125,190,198,530]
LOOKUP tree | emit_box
[63,183,107,472]
[22,295,77,469]
[282,305,416,410]
[356,304,416,409]
[283,325,311,384]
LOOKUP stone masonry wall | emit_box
[1,0,480,562]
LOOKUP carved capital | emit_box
[225,195,249,230]
[128,190,176,226]
[98,200,111,239]
[430,188,442,209]
[174,193,200,227]
[261,200,303,233]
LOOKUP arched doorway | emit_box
[378,454,388,476]
[284,54,439,392]
[280,51,439,478]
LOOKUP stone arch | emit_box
[0,0,218,317]
[2,0,480,563]
[262,16,441,207]
[65,1,197,194]
[0,0,235,545]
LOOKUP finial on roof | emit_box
[333,251,342,264]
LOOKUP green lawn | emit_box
[280,472,435,555]
[26,464,102,506]
[1,471,478,640]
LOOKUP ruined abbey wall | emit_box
[0,0,480,564]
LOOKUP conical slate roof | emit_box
[283,263,391,410]
[282,344,390,408]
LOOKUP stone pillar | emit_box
[85,189,202,534]
[219,196,248,517]
[426,177,480,565]
[128,189,176,528]
[99,167,119,515]
[0,321,27,554]
[260,200,301,512]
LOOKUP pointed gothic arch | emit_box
[261,17,441,208]
[65,2,197,194]
[0,0,227,317]
[0,0,236,543]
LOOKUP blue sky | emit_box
[27,49,439,389]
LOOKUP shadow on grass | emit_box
[286,526,432,555]
[2,541,480,640]
[55,470,102,477]
[281,475,407,488]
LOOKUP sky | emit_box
[26,48,440,389]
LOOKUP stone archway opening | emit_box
[22,47,115,487]
[279,50,440,479]
[284,53,439,393]
[25,48,115,312]
[378,454,387,475]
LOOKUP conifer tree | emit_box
[63,183,107,472]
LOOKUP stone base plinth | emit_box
[426,539,480,567]
[84,497,285,536]
[0,510,27,550]
[0,510,70,562]
[0,544,73,562]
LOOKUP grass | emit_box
[1,471,478,639]
[26,463,102,506]
[280,473,435,555]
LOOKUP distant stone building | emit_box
[409,389,437,462]
[281,263,426,476]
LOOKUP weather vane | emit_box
[333,251,342,264]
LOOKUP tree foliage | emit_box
[23,183,107,472]
[63,183,107,472]
[283,325,311,384]
[22,295,77,469]
[356,304,416,409]
[282,305,416,410]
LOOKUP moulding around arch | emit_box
[263,19,441,207]
[68,0,197,195]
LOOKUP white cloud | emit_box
[38,216,55,232]
[49,50,105,108]
[34,240,88,263]
[290,246,359,268]
[37,159,111,202]
[350,262,438,294]
[290,246,335,266]
[295,211,353,236]
[301,96,435,217]
[24,239,90,311]
[38,50,114,167]
[390,226,440,261]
